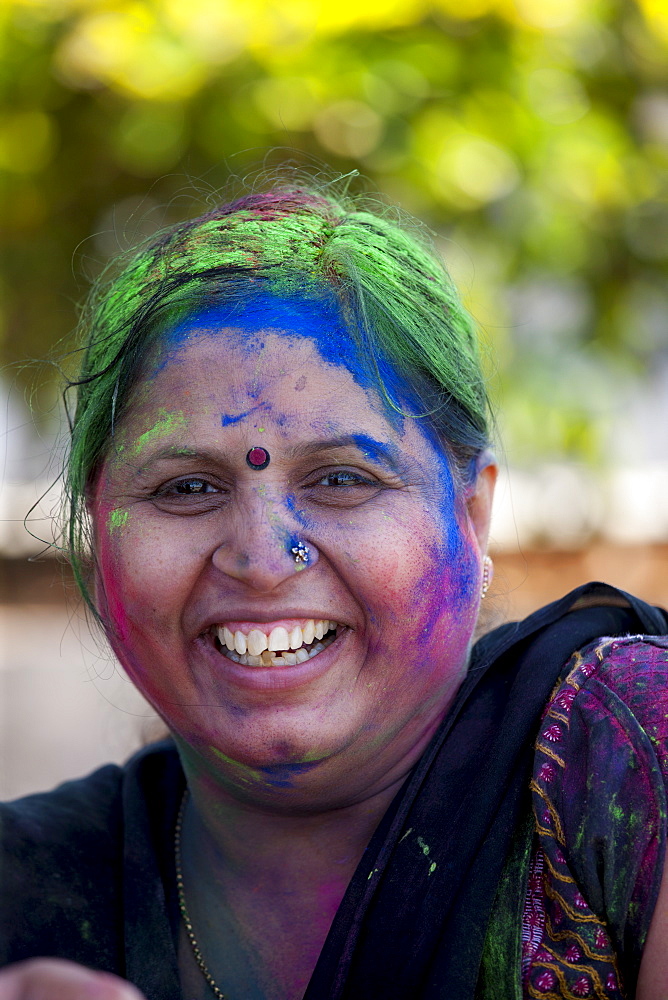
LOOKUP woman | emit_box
[1,181,668,1000]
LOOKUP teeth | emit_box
[302,620,315,644]
[289,626,302,649]
[268,626,290,652]
[215,618,341,667]
[247,629,268,656]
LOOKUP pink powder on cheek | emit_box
[406,527,481,663]
[93,496,133,643]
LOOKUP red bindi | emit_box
[246,446,270,470]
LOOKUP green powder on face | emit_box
[132,408,187,457]
[108,509,128,531]
[210,746,263,786]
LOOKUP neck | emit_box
[175,758,407,1000]
[181,763,403,899]
[172,696,453,898]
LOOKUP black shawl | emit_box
[304,582,668,999]
[2,582,666,999]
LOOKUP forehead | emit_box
[128,295,414,436]
[156,294,416,422]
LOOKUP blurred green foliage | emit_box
[2,0,667,464]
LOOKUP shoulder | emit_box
[539,634,668,769]
[535,633,668,862]
[529,636,668,993]
[1,738,179,836]
[1,761,124,839]
[0,762,125,967]
[0,741,179,968]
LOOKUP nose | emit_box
[210,491,318,592]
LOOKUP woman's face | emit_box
[92,297,495,808]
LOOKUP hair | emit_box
[65,175,491,610]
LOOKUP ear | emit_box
[465,452,497,553]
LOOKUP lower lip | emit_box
[197,628,350,692]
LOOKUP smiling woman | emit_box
[1,178,668,1000]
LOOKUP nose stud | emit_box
[291,542,310,565]
[246,446,270,470]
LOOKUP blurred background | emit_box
[1,0,667,797]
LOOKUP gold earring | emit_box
[481,554,493,599]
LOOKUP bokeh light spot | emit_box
[0,111,56,173]
[438,135,520,205]
[115,104,186,176]
[527,68,590,125]
[253,76,318,130]
[314,100,383,157]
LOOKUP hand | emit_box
[0,959,146,1000]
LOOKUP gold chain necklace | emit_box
[174,791,227,1000]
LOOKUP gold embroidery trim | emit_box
[543,916,621,974]
[528,959,610,1000]
[534,742,566,768]
[542,851,575,885]
[530,781,566,845]
[542,879,602,924]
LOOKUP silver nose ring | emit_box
[291,542,310,565]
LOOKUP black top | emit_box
[2,583,667,1000]
[1,738,185,999]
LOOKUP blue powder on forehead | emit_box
[350,434,403,473]
[167,292,420,432]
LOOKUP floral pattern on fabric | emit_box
[521,636,668,999]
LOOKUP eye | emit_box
[302,467,384,508]
[171,478,217,495]
[315,470,376,487]
[148,475,226,514]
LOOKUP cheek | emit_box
[363,505,479,668]
[412,513,480,650]
[93,503,134,643]
[95,516,176,648]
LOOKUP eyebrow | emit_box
[133,437,404,473]
[286,436,403,473]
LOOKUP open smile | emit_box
[213,619,342,668]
